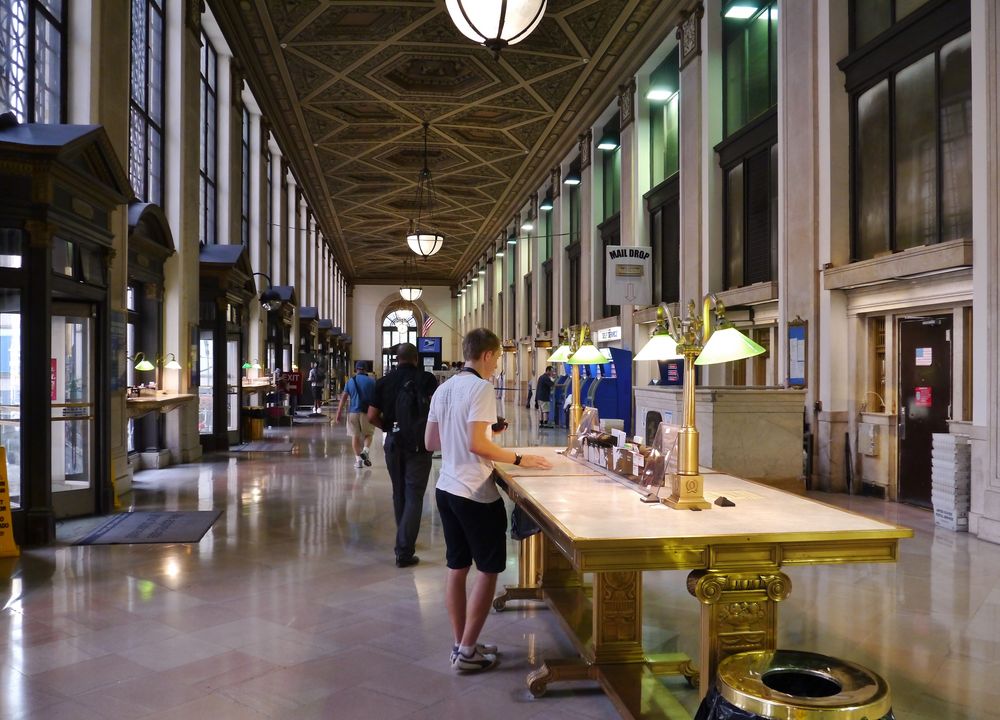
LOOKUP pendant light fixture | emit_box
[445,0,547,58]
[399,259,423,302]
[406,122,444,258]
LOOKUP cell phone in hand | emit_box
[492,417,508,433]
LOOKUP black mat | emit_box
[74,510,223,545]
[231,441,294,452]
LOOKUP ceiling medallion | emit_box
[445,0,547,58]
[406,121,444,258]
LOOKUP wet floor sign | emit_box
[0,447,19,557]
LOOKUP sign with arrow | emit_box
[605,246,652,306]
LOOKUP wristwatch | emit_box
[513,453,523,466]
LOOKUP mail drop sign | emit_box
[605,246,652,306]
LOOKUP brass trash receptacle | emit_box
[242,406,265,441]
[695,650,894,720]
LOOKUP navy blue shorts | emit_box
[435,488,507,574]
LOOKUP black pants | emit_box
[384,435,432,561]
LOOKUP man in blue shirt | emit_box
[335,361,376,468]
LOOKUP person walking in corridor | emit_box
[335,361,375,468]
[536,365,555,427]
[424,328,552,673]
[367,343,437,567]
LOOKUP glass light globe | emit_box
[406,232,443,257]
[445,0,547,54]
[400,287,423,301]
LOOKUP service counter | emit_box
[125,393,196,420]
[493,446,911,719]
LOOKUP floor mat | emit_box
[74,510,223,545]
[230,441,294,452]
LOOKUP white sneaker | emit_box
[450,642,498,663]
[451,648,497,673]
[353,458,363,469]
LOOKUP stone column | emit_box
[969,0,1000,542]
[579,130,594,323]
[162,0,203,464]
[269,142,282,284]
[247,105,263,366]
[676,3,706,305]
[286,173,297,290]
[814,0,851,491]
[618,79,638,354]
[551,166,564,329]
[216,51,232,244]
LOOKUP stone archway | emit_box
[374,293,427,374]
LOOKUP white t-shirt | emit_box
[429,371,499,503]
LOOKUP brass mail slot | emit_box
[615,264,644,277]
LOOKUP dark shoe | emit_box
[396,555,420,568]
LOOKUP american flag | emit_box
[421,315,435,336]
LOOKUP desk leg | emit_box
[687,568,792,697]
[495,532,587,611]
[494,532,545,611]
[593,570,644,664]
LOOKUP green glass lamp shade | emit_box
[165,359,182,370]
[134,353,155,372]
[252,361,262,370]
[694,327,766,365]
[633,332,681,361]
[546,344,572,362]
[242,362,253,370]
[567,343,607,365]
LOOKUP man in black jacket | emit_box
[536,365,555,427]
[368,343,438,567]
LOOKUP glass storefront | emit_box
[0,290,21,507]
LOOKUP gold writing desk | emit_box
[493,447,911,720]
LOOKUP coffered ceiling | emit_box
[211,0,684,286]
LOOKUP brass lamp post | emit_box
[565,326,606,442]
[634,298,765,510]
[546,328,577,442]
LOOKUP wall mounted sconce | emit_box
[539,195,554,212]
[133,352,154,372]
[252,271,282,311]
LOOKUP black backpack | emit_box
[394,375,432,453]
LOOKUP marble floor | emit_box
[0,403,996,719]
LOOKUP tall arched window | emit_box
[381,309,417,375]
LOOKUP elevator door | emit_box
[51,303,96,518]
[898,316,952,508]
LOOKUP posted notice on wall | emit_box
[605,246,652,306]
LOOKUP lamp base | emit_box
[664,473,712,510]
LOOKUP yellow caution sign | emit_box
[0,447,20,557]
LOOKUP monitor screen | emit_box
[417,336,442,354]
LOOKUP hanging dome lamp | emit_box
[445,0,548,58]
[406,122,444,258]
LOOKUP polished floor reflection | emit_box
[0,404,996,719]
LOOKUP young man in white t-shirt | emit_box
[424,328,552,673]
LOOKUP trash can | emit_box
[695,650,893,720]
[241,406,265,441]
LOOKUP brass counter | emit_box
[125,393,196,420]
[493,447,911,720]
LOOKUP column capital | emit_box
[618,78,637,129]
[185,0,205,35]
[528,192,538,220]
[578,130,593,170]
[550,166,561,199]
[676,2,705,70]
